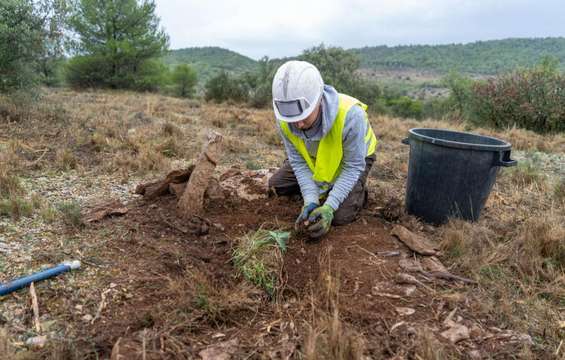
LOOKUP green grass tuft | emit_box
[232,228,289,297]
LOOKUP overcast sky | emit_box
[154,0,564,60]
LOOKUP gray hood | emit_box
[287,85,339,141]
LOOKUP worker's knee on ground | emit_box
[332,208,358,226]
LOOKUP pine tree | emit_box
[67,0,169,89]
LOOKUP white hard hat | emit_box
[272,60,324,123]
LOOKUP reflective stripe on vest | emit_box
[280,93,377,184]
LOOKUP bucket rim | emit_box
[408,128,512,151]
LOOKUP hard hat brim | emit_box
[272,92,322,123]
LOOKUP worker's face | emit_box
[294,102,321,130]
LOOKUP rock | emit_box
[395,307,416,316]
[178,131,223,218]
[169,182,187,197]
[469,324,484,339]
[84,200,128,223]
[391,225,439,255]
[440,324,470,343]
[199,338,239,360]
[403,285,417,296]
[26,335,47,348]
[135,167,194,199]
[82,314,93,322]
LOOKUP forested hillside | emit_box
[352,37,565,74]
[163,46,258,82]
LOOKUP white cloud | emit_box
[154,0,565,59]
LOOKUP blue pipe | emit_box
[0,260,81,296]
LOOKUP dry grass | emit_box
[165,268,259,326]
[2,88,564,357]
[412,328,457,360]
[302,271,366,360]
[0,328,14,358]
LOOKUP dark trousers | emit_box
[268,155,376,225]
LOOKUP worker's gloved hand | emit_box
[295,202,318,230]
[307,204,334,238]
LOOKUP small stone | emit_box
[26,335,47,348]
[395,307,416,316]
[469,324,483,339]
[82,314,93,322]
[403,285,417,296]
[441,324,470,343]
[75,305,83,312]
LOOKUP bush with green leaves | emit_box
[204,71,248,103]
[469,59,565,133]
[66,0,169,90]
[171,64,197,98]
[385,96,423,119]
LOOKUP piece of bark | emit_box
[169,182,187,198]
[441,324,470,343]
[177,131,223,218]
[170,179,225,201]
[84,201,129,223]
[205,177,226,200]
[135,166,194,200]
[30,282,41,333]
[422,256,448,273]
[391,225,439,256]
[421,271,478,285]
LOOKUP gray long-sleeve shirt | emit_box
[277,85,373,210]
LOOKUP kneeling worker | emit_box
[268,60,377,238]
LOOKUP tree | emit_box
[299,44,380,105]
[243,56,276,107]
[0,0,45,93]
[172,64,197,98]
[37,0,70,86]
[67,0,169,89]
[300,44,361,94]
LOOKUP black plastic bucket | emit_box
[402,128,517,224]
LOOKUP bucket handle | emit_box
[493,150,517,167]
[401,138,410,145]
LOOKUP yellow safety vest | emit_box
[280,93,377,184]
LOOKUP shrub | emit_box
[171,64,197,98]
[65,55,110,88]
[232,229,289,297]
[204,71,247,103]
[57,201,83,228]
[469,59,565,133]
[386,96,423,119]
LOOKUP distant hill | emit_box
[164,38,565,85]
[352,38,565,75]
[163,46,258,83]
